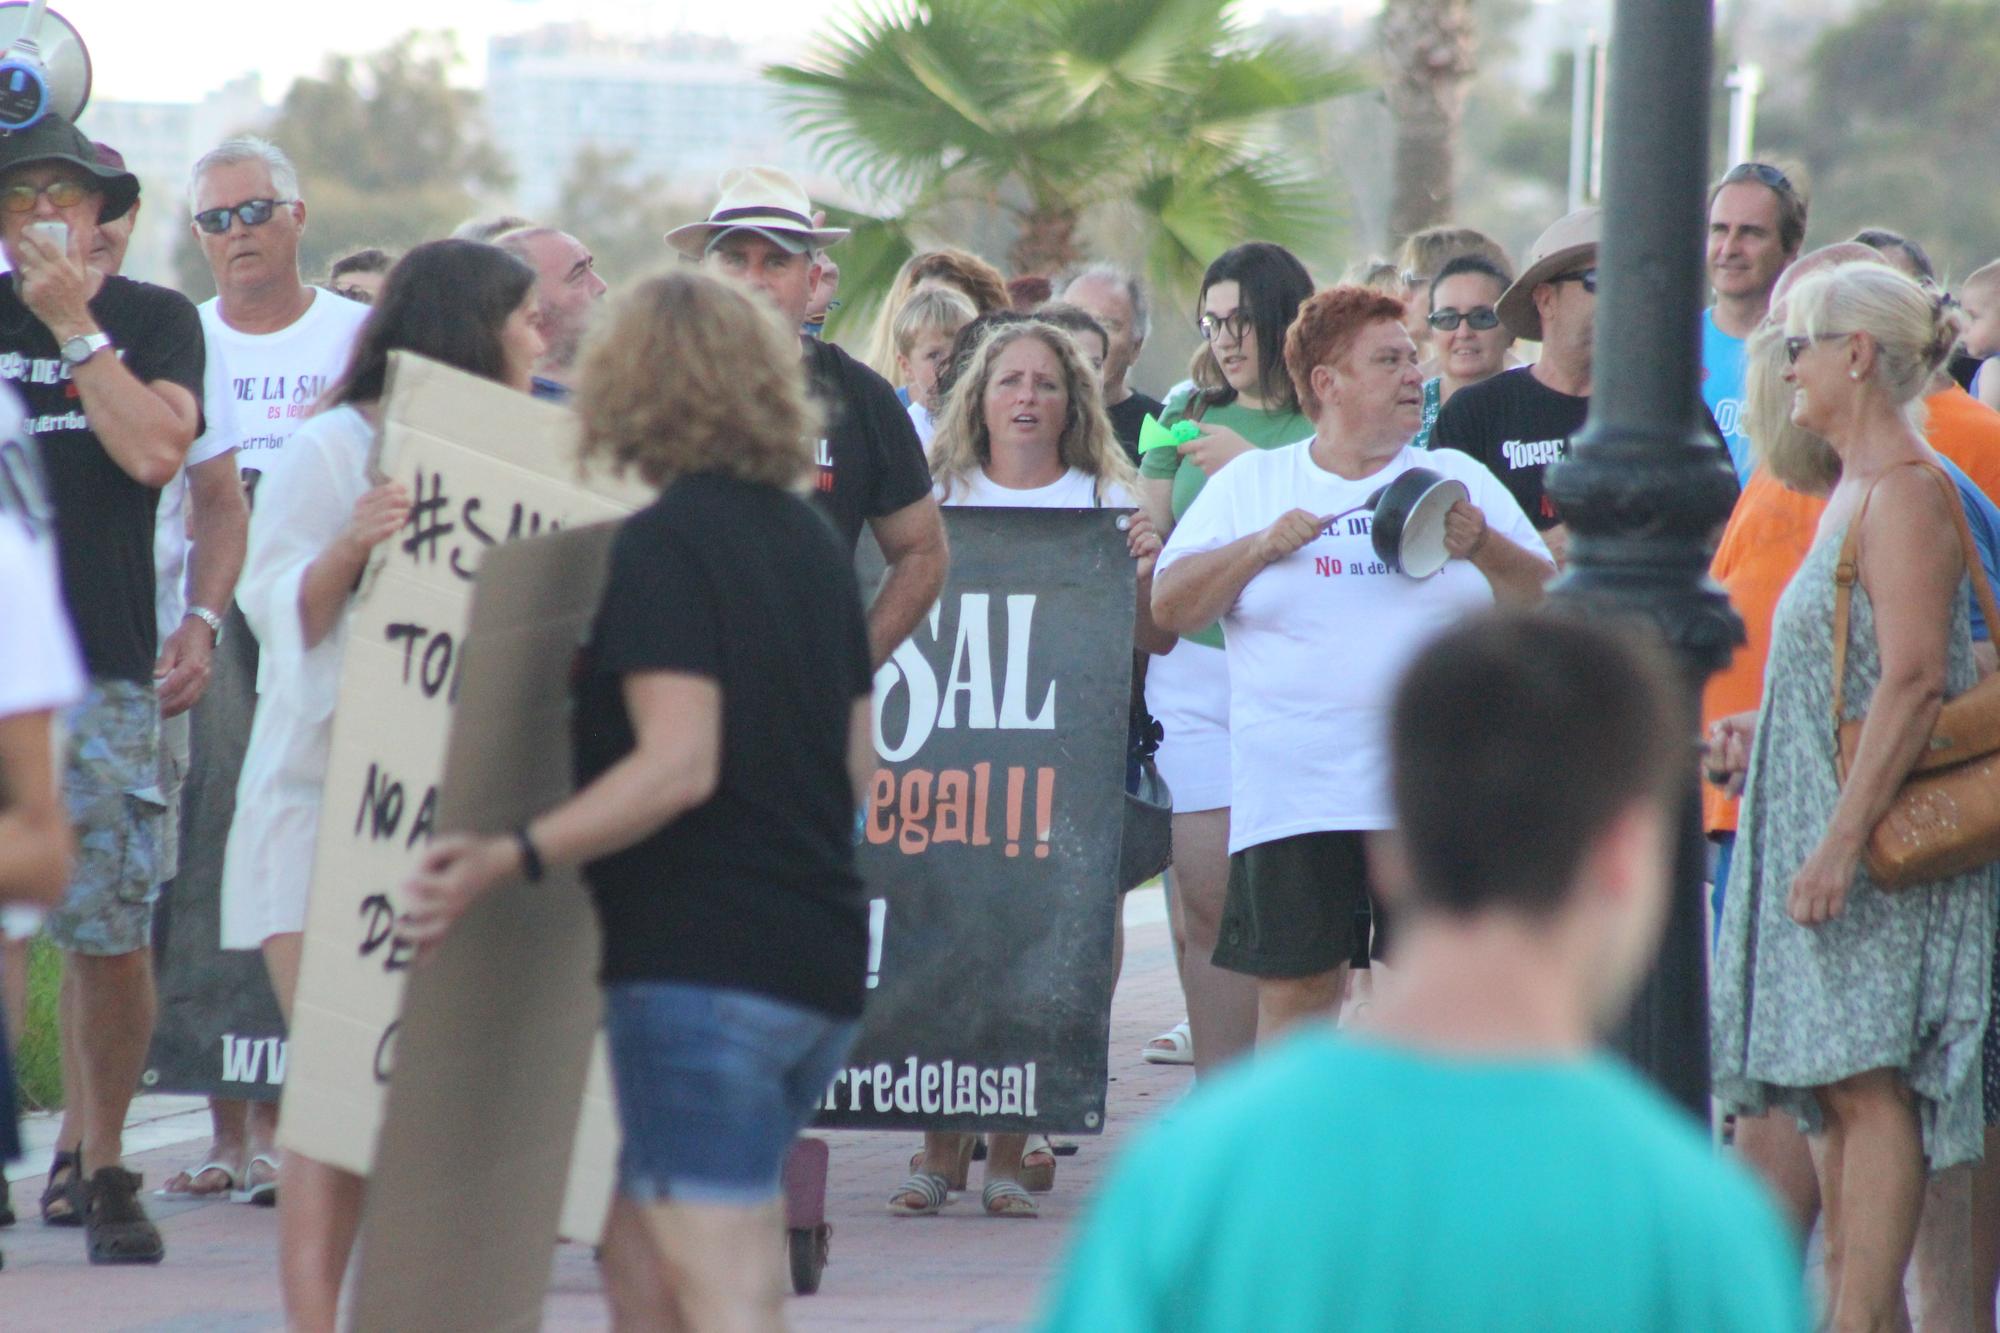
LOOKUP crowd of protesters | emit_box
[9,93,2000,1329]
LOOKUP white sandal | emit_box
[1141,1020,1194,1065]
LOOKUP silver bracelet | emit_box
[185,604,224,645]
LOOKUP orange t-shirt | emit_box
[1701,471,1824,835]
[1926,385,2000,503]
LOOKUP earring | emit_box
[1849,370,1860,380]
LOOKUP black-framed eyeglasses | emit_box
[1722,161,1796,196]
[1550,268,1598,294]
[0,178,87,213]
[1428,305,1501,332]
[1784,332,1847,364]
[1198,310,1252,343]
[193,197,295,235]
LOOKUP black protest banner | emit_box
[146,612,286,1100]
[818,507,1134,1135]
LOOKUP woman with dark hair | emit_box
[222,237,542,1332]
[1134,242,1315,1074]
[1414,254,1516,448]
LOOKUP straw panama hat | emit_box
[1497,207,1603,342]
[666,166,850,259]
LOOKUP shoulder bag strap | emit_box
[1830,459,1999,741]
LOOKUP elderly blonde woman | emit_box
[1709,262,1998,1333]
[400,270,878,1329]
[890,320,1167,1220]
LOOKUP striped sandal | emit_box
[982,1179,1038,1218]
[887,1172,951,1217]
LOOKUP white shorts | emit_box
[1145,640,1231,813]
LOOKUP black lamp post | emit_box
[1542,0,1741,1119]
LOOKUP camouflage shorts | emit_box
[45,679,165,956]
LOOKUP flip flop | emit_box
[155,1159,238,1199]
[981,1179,1038,1218]
[887,1173,951,1217]
[232,1154,279,1207]
[1142,1020,1194,1065]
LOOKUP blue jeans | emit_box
[603,980,858,1205]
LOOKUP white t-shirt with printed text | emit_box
[1157,440,1546,851]
[152,288,369,637]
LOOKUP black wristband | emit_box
[514,826,545,883]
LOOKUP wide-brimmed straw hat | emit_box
[1496,207,1602,341]
[0,113,140,223]
[666,166,849,259]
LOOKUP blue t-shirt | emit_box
[1042,1033,1808,1333]
[1702,309,1753,486]
[1938,453,2000,643]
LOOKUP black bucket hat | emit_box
[0,113,139,222]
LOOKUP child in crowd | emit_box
[894,286,977,450]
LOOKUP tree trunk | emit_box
[1008,204,1082,280]
[1380,0,1479,245]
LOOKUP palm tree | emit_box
[766,0,1364,334]
[1379,0,1479,244]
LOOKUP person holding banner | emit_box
[1152,285,1552,1045]
[888,320,1168,1220]
[398,269,877,1331]
[223,239,544,1331]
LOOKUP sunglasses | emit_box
[1784,333,1847,364]
[193,197,294,235]
[1723,161,1796,196]
[1550,268,1598,294]
[1,178,88,213]
[1198,310,1252,343]
[1428,306,1501,332]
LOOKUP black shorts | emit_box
[1212,830,1391,979]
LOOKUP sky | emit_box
[75,0,1388,105]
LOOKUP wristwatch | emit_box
[59,331,111,367]
[185,605,224,646]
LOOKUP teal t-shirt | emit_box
[1141,384,1312,648]
[1702,309,1753,486]
[1041,1034,1808,1333]
[1412,375,1443,449]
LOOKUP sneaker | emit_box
[80,1165,164,1265]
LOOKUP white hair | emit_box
[188,136,301,213]
[1060,262,1151,343]
[1785,262,1964,419]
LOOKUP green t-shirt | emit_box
[1141,385,1312,648]
[1041,1034,1808,1333]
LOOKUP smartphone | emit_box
[26,220,67,254]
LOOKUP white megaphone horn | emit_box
[0,1,90,133]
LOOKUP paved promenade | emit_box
[0,890,1190,1331]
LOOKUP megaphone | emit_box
[0,1,89,133]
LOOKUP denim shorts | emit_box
[604,981,858,1206]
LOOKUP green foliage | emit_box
[173,32,511,300]
[14,937,63,1111]
[546,147,706,295]
[766,0,1365,336]
[1791,0,2000,279]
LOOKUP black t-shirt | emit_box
[1951,351,1982,394]
[803,336,933,552]
[1432,367,1586,530]
[571,473,877,1016]
[1107,390,1166,465]
[4,276,205,682]
[1433,366,1729,530]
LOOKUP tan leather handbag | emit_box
[1831,461,2000,889]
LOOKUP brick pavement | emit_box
[0,891,1192,1331]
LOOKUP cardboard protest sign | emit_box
[351,527,618,1333]
[822,508,1134,1134]
[276,352,645,1177]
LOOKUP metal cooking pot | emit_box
[1367,466,1469,579]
